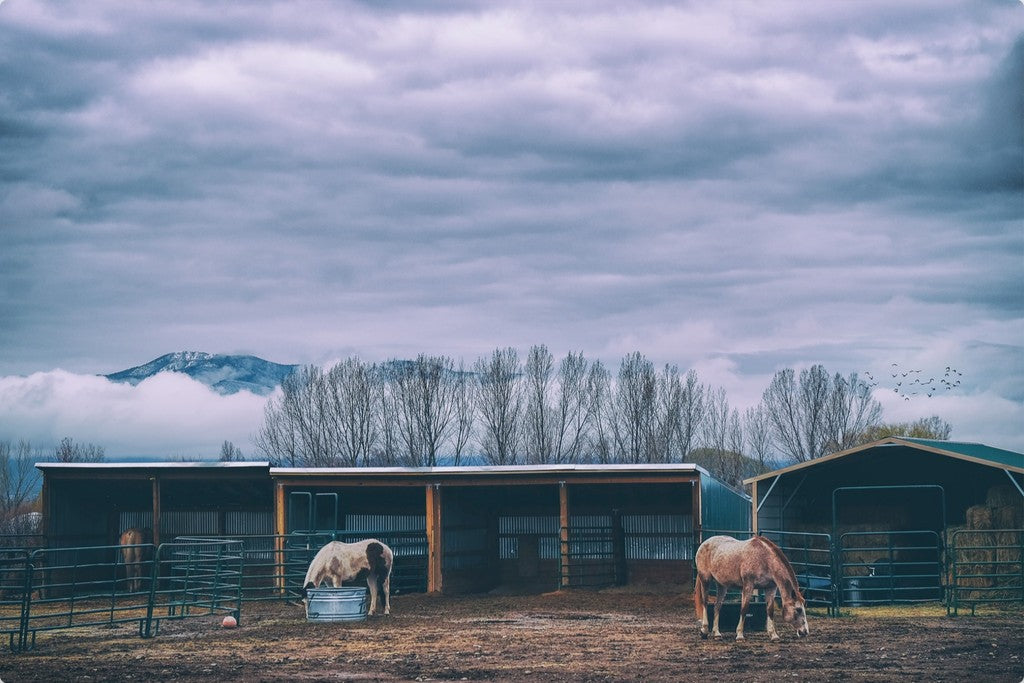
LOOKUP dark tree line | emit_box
[254,346,951,488]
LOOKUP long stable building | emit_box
[37,462,750,594]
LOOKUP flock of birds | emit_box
[863,363,963,401]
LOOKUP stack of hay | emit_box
[951,485,1023,601]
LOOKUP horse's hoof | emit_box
[771,636,781,643]
[735,635,745,641]
[699,630,708,640]
[713,633,722,640]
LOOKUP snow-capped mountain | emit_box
[103,352,298,396]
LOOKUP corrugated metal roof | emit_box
[743,437,1024,484]
[271,463,709,477]
[37,461,272,470]
[897,438,1024,470]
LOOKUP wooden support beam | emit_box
[274,483,286,593]
[426,484,443,593]
[751,480,759,534]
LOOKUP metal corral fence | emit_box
[948,529,1024,616]
[175,530,428,603]
[836,530,944,607]
[0,539,242,652]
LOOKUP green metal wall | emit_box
[699,474,750,533]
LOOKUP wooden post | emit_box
[274,483,286,593]
[750,480,759,534]
[559,482,570,588]
[426,484,443,593]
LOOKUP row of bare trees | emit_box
[255,346,914,487]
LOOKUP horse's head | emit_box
[783,593,809,638]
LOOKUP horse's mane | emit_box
[754,536,804,601]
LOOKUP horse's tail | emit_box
[694,572,706,620]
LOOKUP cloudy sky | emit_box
[1,1,1021,458]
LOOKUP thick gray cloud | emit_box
[0,1,1021,455]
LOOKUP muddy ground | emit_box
[0,590,1021,682]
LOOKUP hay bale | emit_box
[986,485,1019,508]
[966,505,994,530]
[992,504,1023,530]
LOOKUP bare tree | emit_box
[53,437,105,463]
[523,345,556,464]
[744,404,775,471]
[385,355,462,467]
[219,440,244,462]
[255,365,337,467]
[612,352,657,463]
[826,371,883,452]
[674,370,706,461]
[474,348,522,465]
[652,365,683,463]
[326,358,381,467]
[0,440,40,524]
[450,360,476,466]
[585,360,614,463]
[761,365,882,462]
[553,351,593,464]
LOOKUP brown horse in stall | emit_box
[118,527,153,593]
[694,535,809,641]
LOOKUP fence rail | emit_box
[948,529,1023,616]
[0,539,243,652]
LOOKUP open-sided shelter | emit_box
[36,462,748,595]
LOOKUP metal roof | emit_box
[743,437,1024,485]
[37,461,272,470]
[271,463,710,477]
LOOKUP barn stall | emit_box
[33,462,746,599]
[270,464,750,595]
[746,437,1024,611]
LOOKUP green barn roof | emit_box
[745,436,1024,484]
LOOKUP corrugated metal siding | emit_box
[345,514,425,532]
[225,511,273,536]
[623,514,693,560]
[700,476,751,532]
[160,511,218,537]
[119,512,153,533]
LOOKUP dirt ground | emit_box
[1,589,1021,682]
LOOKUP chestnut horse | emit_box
[118,527,153,593]
[694,535,809,641]
[302,539,393,617]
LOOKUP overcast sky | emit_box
[1,1,1021,458]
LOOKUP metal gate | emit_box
[837,530,943,606]
[948,528,1024,615]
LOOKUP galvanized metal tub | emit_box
[306,587,369,622]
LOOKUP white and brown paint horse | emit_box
[302,539,393,617]
[694,535,809,641]
[118,527,153,593]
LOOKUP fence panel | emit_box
[145,539,243,637]
[0,551,31,651]
[837,530,943,606]
[949,529,1023,616]
[561,525,616,588]
[22,543,156,649]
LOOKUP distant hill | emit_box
[104,352,298,396]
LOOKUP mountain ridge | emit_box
[103,352,298,396]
